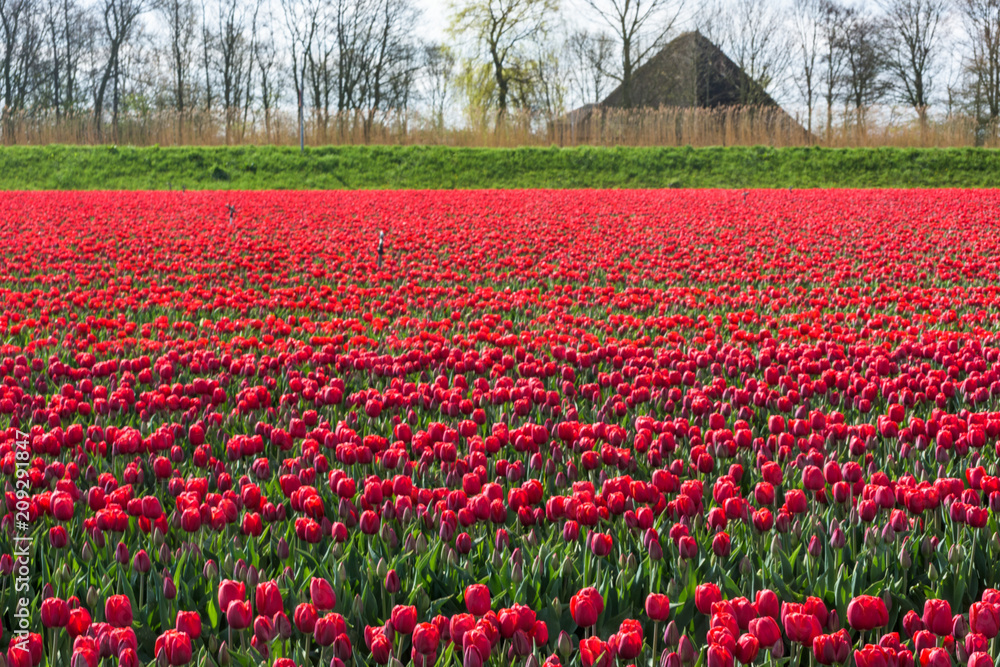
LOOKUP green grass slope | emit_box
[1,144,998,189]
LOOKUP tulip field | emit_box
[6,188,1000,667]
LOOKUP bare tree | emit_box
[818,0,848,135]
[157,0,196,141]
[281,0,320,148]
[711,0,790,105]
[881,0,946,124]
[211,0,255,142]
[253,4,279,140]
[44,0,92,124]
[424,43,455,130]
[1,0,42,141]
[448,0,558,122]
[564,29,615,107]
[837,8,892,128]
[582,0,684,108]
[93,0,144,140]
[792,0,823,135]
[956,0,1000,128]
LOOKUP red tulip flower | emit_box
[645,593,670,622]
[226,601,252,630]
[41,598,69,628]
[695,583,723,615]
[105,595,133,628]
[175,611,201,638]
[923,600,953,637]
[847,595,889,631]
[218,580,246,614]
[391,605,417,634]
[154,630,193,666]
[66,608,92,638]
[310,578,336,611]
[465,584,491,616]
[570,588,604,628]
[412,623,440,655]
[579,637,613,667]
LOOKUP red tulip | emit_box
[413,622,440,655]
[66,608,91,638]
[784,612,822,646]
[734,634,759,665]
[696,583,723,615]
[256,581,284,617]
[41,598,69,628]
[847,595,889,631]
[175,611,201,638]
[391,605,417,634]
[923,600,953,636]
[645,593,671,622]
[294,603,318,634]
[104,595,133,628]
[154,630,192,666]
[218,580,246,614]
[969,603,999,639]
[465,584,491,616]
[310,578,336,611]
[579,637,612,667]
[226,601,252,630]
[570,588,604,628]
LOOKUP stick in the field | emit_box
[377,230,385,269]
[227,204,236,225]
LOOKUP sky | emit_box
[413,0,451,44]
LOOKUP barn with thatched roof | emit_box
[556,31,808,145]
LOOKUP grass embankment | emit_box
[1,144,998,189]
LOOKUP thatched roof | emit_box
[599,31,781,109]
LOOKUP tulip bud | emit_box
[827,609,840,632]
[277,538,289,560]
[81,542,93,563]
[153,527,165,548]
[954,614,968,640]
[882,523,895,545]
[667,578,679,599]
[808,535,821,558]
[678,635,695,666]
[830,527,846,550]
[384,569,401,594]
[87,586,98,609]
[769,535,783,560]
[664,621,680,648]
[557,631,572,657]
[929,563,939,581]
[921,537,934,558]
[159,543,171,565]
[218,642,230,666]
[415,534,428,553]
[771,639,785,658]
[511,562,523,582]
[156,648,168,667]
[163,576,176,599]
[203,560,218,581]
[525,655,539,667]
[376,559,388,580]
[899,546,912,568]
[661,652,680,667]
[354,593,364,619]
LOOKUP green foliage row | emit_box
[2,144,1000,189]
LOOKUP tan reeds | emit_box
[0,105,996,147]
